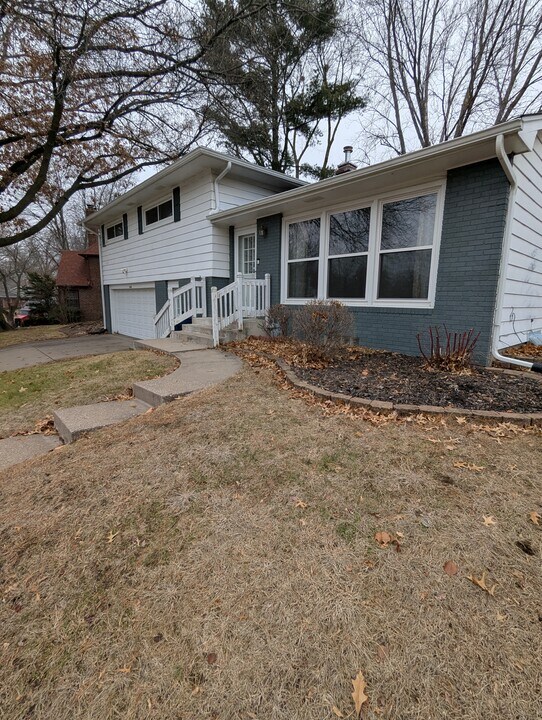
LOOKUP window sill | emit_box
[281,297,435,310]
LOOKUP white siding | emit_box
[101,170,222,285]
[101,171,283,286]
[217,176,278,211]
[499,136,542,348]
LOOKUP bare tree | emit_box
[0,0,265,247]
[0,243,38,323]
[354,0,542,156]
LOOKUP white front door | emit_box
[238,232,256,278]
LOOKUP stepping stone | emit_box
[53,399,151,443]
[0,434,61,471]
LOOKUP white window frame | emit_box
[280,180,446,309]
[143,193,174,231]
[105,219,124,243]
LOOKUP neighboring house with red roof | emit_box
[56,242,102,322]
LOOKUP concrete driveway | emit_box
[0,334,136,372]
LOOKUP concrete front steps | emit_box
[176,316,264,347]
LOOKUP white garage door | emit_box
[111,287,155,339]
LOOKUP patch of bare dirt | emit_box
[229,337,542,413]
[295,353,542,412]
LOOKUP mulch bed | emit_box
[294,352,542,413]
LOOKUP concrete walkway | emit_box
[0,334,135,371]
[0,335,242,467]
[53,341,242,443]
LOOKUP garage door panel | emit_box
[111,288,155,339]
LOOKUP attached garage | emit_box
[110,285,155,339]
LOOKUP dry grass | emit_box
[0,325,68,349]
[0,351,177,437]
[1,365,541,720]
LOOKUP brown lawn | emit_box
[0,325,68,349]
[0,364,541,719]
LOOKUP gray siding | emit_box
[256,214,282,306]
[154,280,168,313]
[206,276,230,312]
[103,285,112,332]
[349,159,509,364]
[253,160,510,365]
[229,226,235,283]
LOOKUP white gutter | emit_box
[212,161,232,212]
[492,133,542,372]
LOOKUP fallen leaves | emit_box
[467,571,496,596]
[352,671,368,718]
[482,516,497,526]
[443,560,459,576]
[374,531,392,547]
[529,511,540,526]
[374,531,402,551]
[453,461,485,472]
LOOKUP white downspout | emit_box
[493,134,541,372]
[213,161,232,212]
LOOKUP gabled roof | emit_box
[210,114,542,228]
[56,251,90,287]
[86,147,307,226]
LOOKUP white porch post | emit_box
[167,285,174,334]
[264,273,271,311]
[236,272,244,331]
[211,286,219,346]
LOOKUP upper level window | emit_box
[106,221,123,240]
[287,218,320,298]
[145,198,173,227]
[378,193,437,299]
[328,207,370,299]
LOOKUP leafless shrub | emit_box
[417,325,480,372]
[293,300,355,360]
[262,304,292,337]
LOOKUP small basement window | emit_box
[106,221,123,240]
[145,198,173,227]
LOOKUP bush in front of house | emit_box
[417,325,480,372]
[263,304,292,337]
[292,300,354,359]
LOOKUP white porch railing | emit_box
[153,277,206,338]
[211,273,270,347]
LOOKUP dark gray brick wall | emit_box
[346,159,509,364]
[154,280,168,313]
[251,160,509,365]
[103,285,111,332]
[256,214,282,306]
[206,276,229,313]
[229,226,235,283]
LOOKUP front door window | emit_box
[238,233,256,277]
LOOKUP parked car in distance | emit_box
[13,306,31,327]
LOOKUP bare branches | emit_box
[355,0,542,155]
[0,0,265,246]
